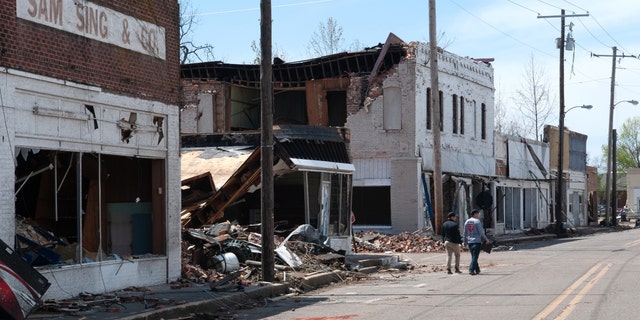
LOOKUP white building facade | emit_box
[2,0,182,300]
[348,42,496,234]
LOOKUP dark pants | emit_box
[468,242,481,274]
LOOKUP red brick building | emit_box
[1,0,182,299]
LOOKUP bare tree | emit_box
[512,54,555,141]
[307,17,344,57]
[179,1,215,64]
[250,40,289,64]
[494,83,522,136]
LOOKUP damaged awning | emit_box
[290,158,354,173]
[181,125,354,228]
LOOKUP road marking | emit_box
[554,263,611,320]
[624,239,640,247]
[532,263,602,320]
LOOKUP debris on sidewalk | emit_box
[352,231,445,253]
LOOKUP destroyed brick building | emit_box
[1,0,182,301]
[179,32,590,242]
[179,33,494,240]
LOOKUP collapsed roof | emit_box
[181,33,407,88]
[181,125,353,228]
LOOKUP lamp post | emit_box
[605,99,639,226]
[556,104,593,236]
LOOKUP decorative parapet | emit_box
[409,42,494,89]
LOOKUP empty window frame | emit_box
[481,103,487,140]
[426,88,431,130]
[460,96,465,135]
[452,94,458,134]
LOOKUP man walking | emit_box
[463,209,490,275]
[442,212,462,274]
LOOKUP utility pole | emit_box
[592,47,637,227]
[260,0,275,282]
[612,129,618,224]
[428,0,443,234]
[538,10,588,237]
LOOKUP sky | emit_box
[182,0,640,167]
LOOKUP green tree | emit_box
[602,116,640,172]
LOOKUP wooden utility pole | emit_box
[538,10,588,237]
[260,0,274,282]
[592,47,637,227]
[428,0,443,234]
[604,46,617,228]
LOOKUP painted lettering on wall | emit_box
[26,0,63,25]
[17,0,166,60]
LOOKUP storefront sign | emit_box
[16,0,166,60]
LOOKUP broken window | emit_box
[327,91,347,127]
[229,87,310,130]
[14,150,166,266]
[496,187,505,224]
[351,186,391,225]
[118,112,137,143]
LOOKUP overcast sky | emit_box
[183,0,640,167]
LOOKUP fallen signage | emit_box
[0,238,51,320]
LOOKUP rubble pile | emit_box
[353,231,445,253]
[180,222,357,291]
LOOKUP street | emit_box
[232,228,640,320]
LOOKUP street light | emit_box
[565,104,593,113]
[556,104,593,236]
[605,99,639,226]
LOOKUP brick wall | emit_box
[0,0,180,106]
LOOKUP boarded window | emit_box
[383,86,401,130]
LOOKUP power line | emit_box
[448,0,555,58]
[193,0,336,17]
[537,0,563,11]
[506,0,539,14]
[576,17,609,49]
[589,15,631,55]
[559,0,588,13]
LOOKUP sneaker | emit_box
[455,269,462,273]
[469,271,476,275]
[447,269,452,274]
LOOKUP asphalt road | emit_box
[232,228,640,320]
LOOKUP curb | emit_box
[119,270,351,320]
[121,283,288,320]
